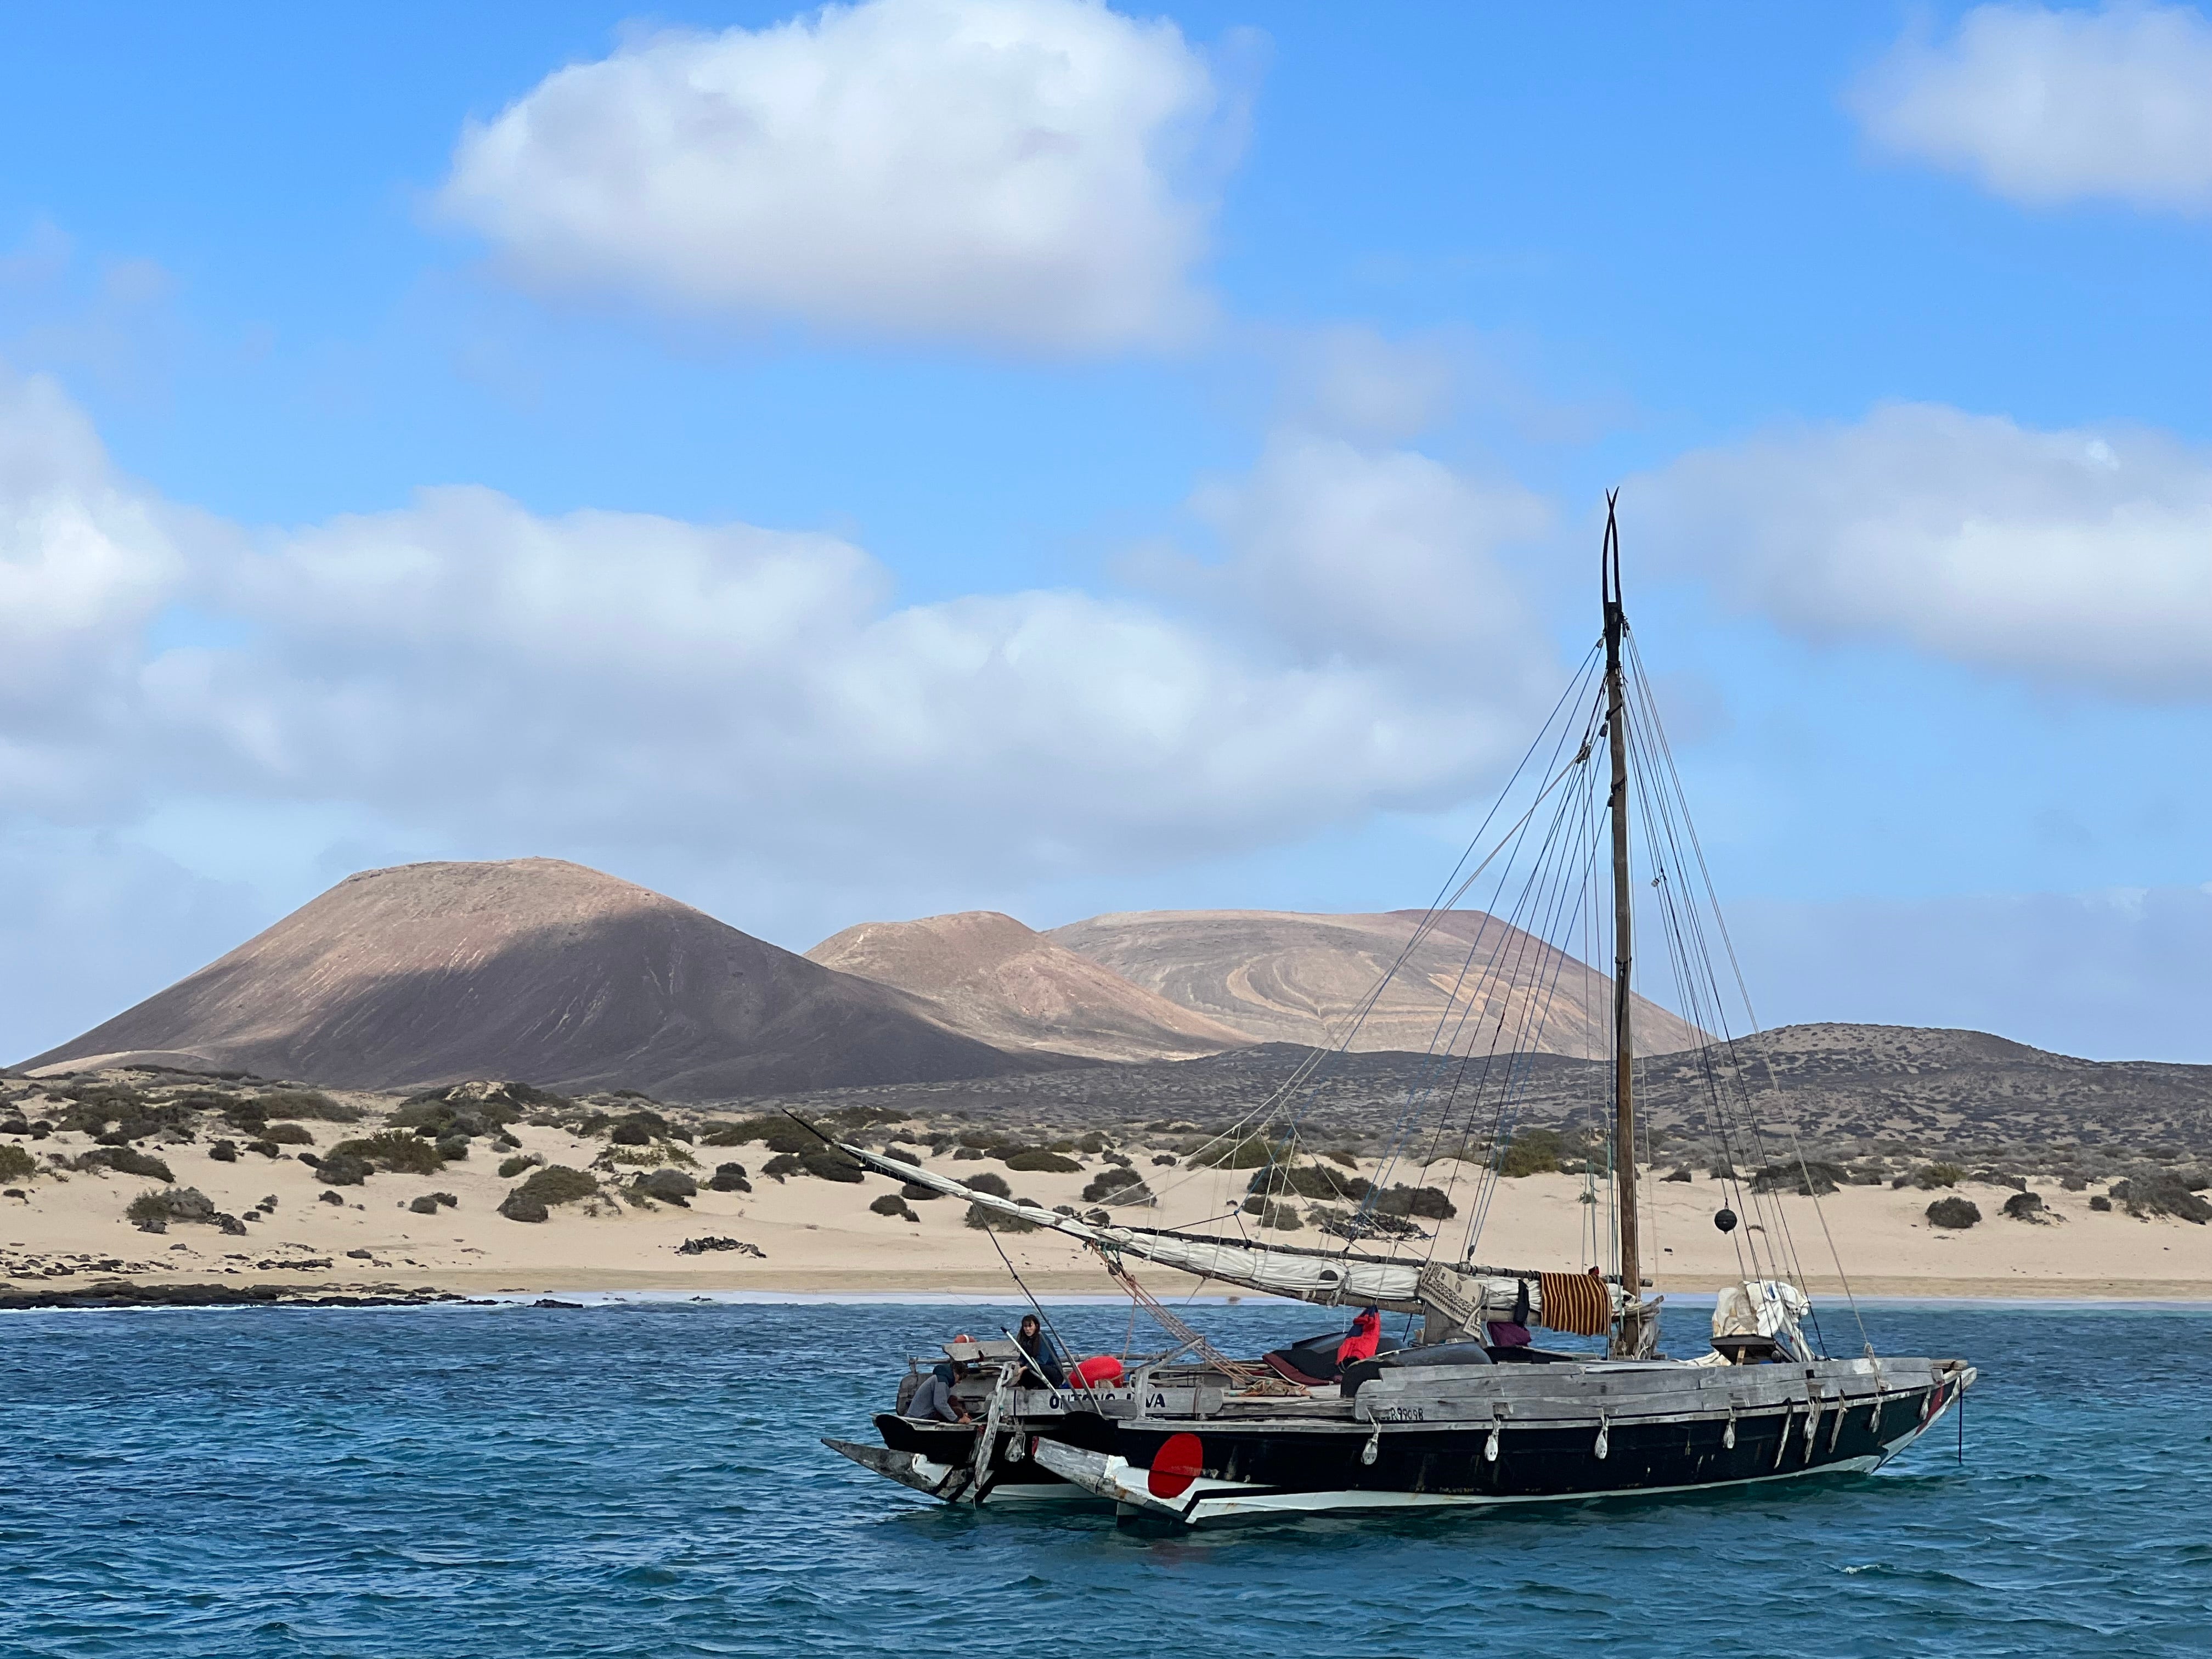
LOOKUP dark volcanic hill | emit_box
[22,859,1058,1099]
[724,1023,2212,1158]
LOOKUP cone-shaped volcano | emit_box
[24,858,1052,1098]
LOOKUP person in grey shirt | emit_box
[909,1360,971,1423]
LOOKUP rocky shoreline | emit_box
[0,1277,472,1312]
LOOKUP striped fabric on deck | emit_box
[1537,1271,1611,1337]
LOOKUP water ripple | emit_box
[0,1302,2207,1656]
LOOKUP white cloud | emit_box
[1276,326,1458,442]
[0,368,191,815]
[171,486,1542,876]
[1189,431,1553,678]
[0,371,1553,894]
[438,0,1232,351]
[1634,402,2212,698]
[1853,2,2212,213]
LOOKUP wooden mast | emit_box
[1601,493,1645,1355]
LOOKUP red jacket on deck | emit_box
[1336,1308,1381,1366]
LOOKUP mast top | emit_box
[1600,488,1624,629]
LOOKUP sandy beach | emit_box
[5,1116,2208,1305]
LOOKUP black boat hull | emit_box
[1027,1361,1976,1525]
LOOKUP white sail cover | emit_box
[1712,1279,1814,1361]
[835,1141,1623,1322]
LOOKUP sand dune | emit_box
[807,911,1252,1063]
[23,859,1052,1099]
[1050,909,1705,1058]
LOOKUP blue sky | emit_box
[1,1,2207,1062]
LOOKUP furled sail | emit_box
[832,1139,1623,1327]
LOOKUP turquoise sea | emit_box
[4,1299,2207,1657]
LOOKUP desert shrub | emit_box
[1076,1132,1109,1154]
[1926,1196,1981,1229]
[1750,1161,1844,1196]
[1970,1169,2028,1192]
[699,1116,780,1147]
[401,1080,561,1121]
[1374,1184,1457,1221]
[761,1154,802,1180]
[254,1089,360,1122]
[515,1165,598,1206]
[610,1120,652,1146]
[328,1132,444,1175]
[1188,1137,1285,1170]
[1662,1167,1694,1183]
[1240,1194,1304,1229]
[498,1153,541,1179]
[208,1139,239,1164]
[257,1122,315,1147]
[319,1189,346,1205]
[0,1144,36,1183]
[870,1192,916,1220]
[1083,1166,1150,1204]
[1151,1153,1178,1167]
[1913,1164,1966,1190]
[965,1201,1040,1233]
[91,1146,174,1182]
[126,1186,215,1229]
[1003,1148,1081,1173]
[435,1136,469,1161]
[316,1154,371,1186]
[1497,1130,1566,1178]
[967,1171,1013,1199]
[709,1161,752,1193]
[2089,1194,2113,1212]
[52,1081,148,1133]
[899,1180,939,1201]
[800,1151,864,1183]
[125,1192,171,1231]
[498,1192,550,1223]
[2061,1175,2089,1192]
[1249,1163,1368,1203]
[636,1169,697,1204]
[2001,1192,2050,1223]
[817,1107,905,1133]
[170,1088,245,1114]
[1323,1147,1360,1168]
[958,1129,1009,1150]
[408,1194,442,1215]
[2120,1174,2212,1224]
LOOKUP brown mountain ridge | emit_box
[1048,907,1706,1059]
[25,859,1062,1099]
[805,910,1253,1063]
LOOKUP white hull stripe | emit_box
[1032,1420,1938,1527]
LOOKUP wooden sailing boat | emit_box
[825,499,1977,1523]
